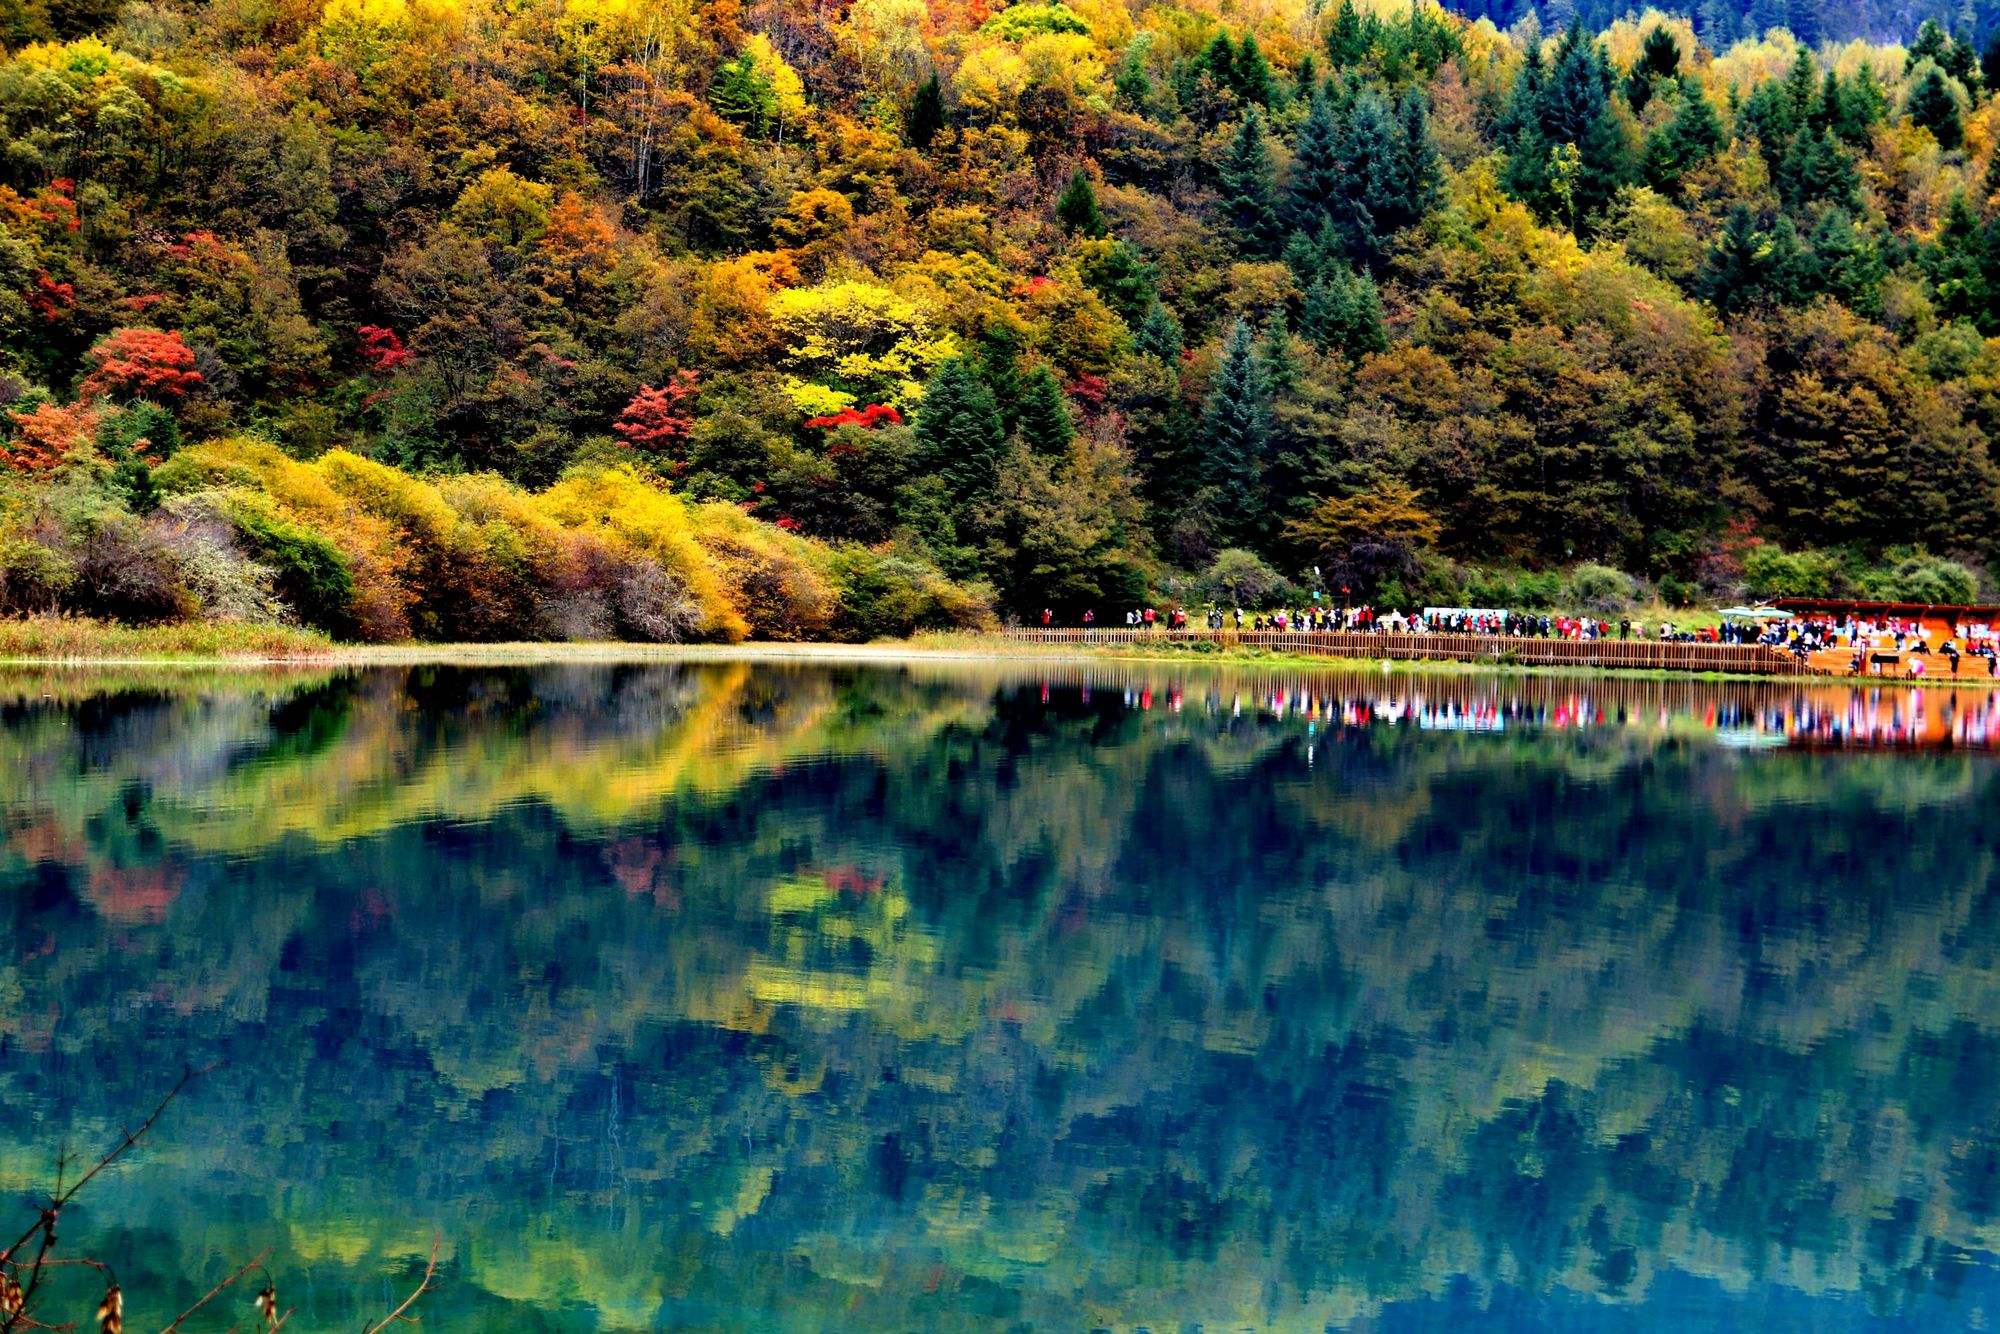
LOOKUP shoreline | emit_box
[3,631,1998,690]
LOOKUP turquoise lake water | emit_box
[2,660,1999,1330]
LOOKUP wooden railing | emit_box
[998,627,1811,676]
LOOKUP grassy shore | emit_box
[2,618,1995,689]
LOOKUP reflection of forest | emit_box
[1,663,1998,1329]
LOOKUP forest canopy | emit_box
[0,0,1999,635]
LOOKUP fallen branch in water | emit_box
[360,1235,441,1334]
[0,1068,434,1333]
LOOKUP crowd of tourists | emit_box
[1035,603,2000,677]
[1048,604,1711,641]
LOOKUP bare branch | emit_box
[0,1065,215,1334]
[157,1249,270,1334]
[359,1236,440,1334]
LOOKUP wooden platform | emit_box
[1003,628,1809,675]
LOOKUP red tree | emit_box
[613,371,699,456]
[357,325,412,372]
[80,328,203,402]
[803,403,902,430]
[3,401,101,472]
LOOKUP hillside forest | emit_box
[2,0,2000,639]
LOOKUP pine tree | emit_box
[1300,264,1387,360]
[1760,217,1812,305]
[1283,90,1343,237]
[1926,193,1993,326]
[1781,46,1818,121]
[1535,23,1631,228]
[1626,24,1680,113]
[1698,206,1767,316]
[1394,90,1442,224]
[1016,365,1075,456]
[1907,67,1964,150]
[1055,168,1107,237]
[1135,301,1184,362]
[1642,77,1723,193]
[1201,32,1236,93]
[906,73,946,149]
[1077,239,1157,325]
[1325,0,1371,69]
[1984,33,2000,92]
[1233,32,1277,106]
[916,358,1006,504]
[1218,109,1284,255]
[1907,19,1950,71]
[971,322,1025,434]
[1834,63,1887,144]
[1808,209,1885,314]
[1113,43,1153,111]
[710,54,774,133]
[1291,52,1317,104]
[1777,126,1862,213]
[1200,319,1272,543]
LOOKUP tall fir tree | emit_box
[1201,319,1272,544]
[1233,32,1277,106]
[1642,77,1723,192]
[1907,67,1964,150]
[915,358,1007,505]
[1625,24,1680,113]
[1283,91,1344,237]
[1218,108,1284,255]
[1055,168,1107,236]
[1134,301,1184,362]
[1300,264,1388,360]
[905,72,946,149]
[1325,0,1372,69]
[1016,365,1075,456]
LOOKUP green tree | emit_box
[1625,24,1680,113]
[1218,109,1284,255]
[1642,78,1724,193]
[1055,168,1107,237]
[1283,90,1343,237]
[1300,264,1387,360]
[915,358,1007,507]
[1016,365,1075,456]
[1200,319,1272,544]
[906,72,947,149]
[1906,67,1963,150]
[1233,32,1277,106]
[1325,0,1374,69]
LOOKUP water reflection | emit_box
[1,661,1997,1329]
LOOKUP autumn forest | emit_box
[1,0,1999,638]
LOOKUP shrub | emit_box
[690,502,838,641]
[223,492,358,636]
[1741,544,1843,598]
[1858,549,1979,605]
[1199,548,1293,608]
[69,511,196,623]
[534,465,747,641]
[151,492,287,623]
[825,544,994,640]
[0,522,74,613]
[1562,563,1641,613]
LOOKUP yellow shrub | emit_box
[533,466,747,641]
[690,502,838,641]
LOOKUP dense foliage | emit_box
[0,0,1998,631]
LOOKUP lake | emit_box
[2,659,1999,1330]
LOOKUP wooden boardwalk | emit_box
[999,627,1810,676]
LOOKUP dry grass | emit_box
[0,616,333,662]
